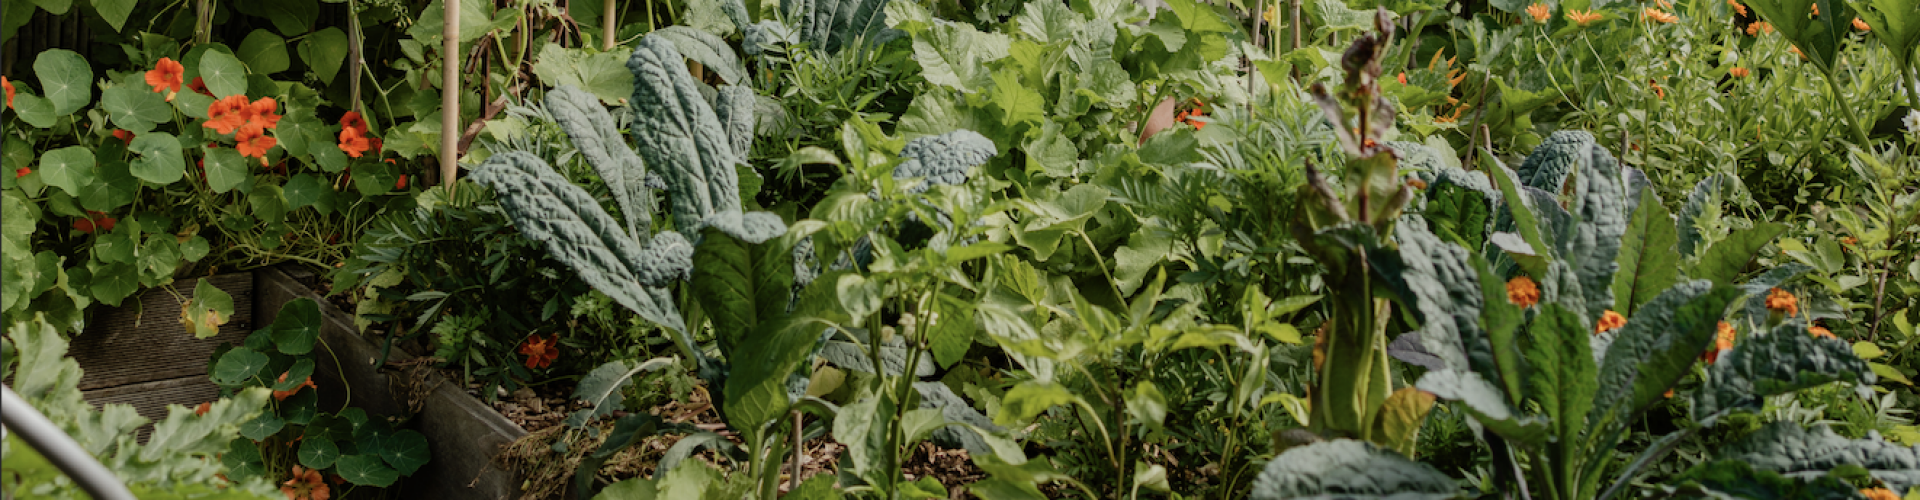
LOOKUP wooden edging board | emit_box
[253,265,527,499]
[70,272,255,444]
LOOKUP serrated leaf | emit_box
[1717,422,1920,492]
[546,86,653,237]
[628,37,785,243]
[531,46,635,106]
[650,26,747,85]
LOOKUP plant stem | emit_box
[605,0,618,51]
[442,0,462,193]
[1819,66,1872,145]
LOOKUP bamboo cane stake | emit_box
[605,0,618,51]
[442,0,461,193]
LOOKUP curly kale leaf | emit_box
[714,85,758,162]
[1370,217,1488,375]
[892,129,996,194]
[546,85,654,239]
[469,151,692,333]
[1668,459,1869,500]
[1250,439,1459,500]
[1718,423,1920,492]
[1695,320,1875,420]
[1585,280,1740,452]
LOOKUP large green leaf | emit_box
[269,298,321,355]
[212,346,269,385]
[1249,439,1458,500]
[1851,0,1920,70]
[37,146,95,198]
[259,0,318,37]
[784,0,901,54]
[649,26,747,85]
[468,152,692,335]
[628,37,785,243]
[564,358,678,428]
[911,20,1011,92]
[378,429,429,475]
[33,49,92,115]
[1695,321,1874,419]
[298,436,339,469]
[77,156,136,212]
[691,228,795,355]
[128,132,185,184]
[530,45,635,106]
[204,147,251,193]
[1670,459,1868,500]
[335,454,400,487]
[182,278,235,339]
[723,313,827,442]
[1585,280,1741,459]
[93,0,138,31]
[197,48,249,98]
[101,84,173,134]
[1718,423,1920,492]
[299,28,349,83]
[1688,222,1786,284]
[1373,218,1487,374]
[1744,0,1853,71]
[1416,370,1549,446]
[1611,189,1680,317]
[1523,303,1597,446]
[546,86,653,237]
[237,30,290,75]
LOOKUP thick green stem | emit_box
[1819,66,1872,145]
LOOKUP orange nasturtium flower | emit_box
[1526,3,1550,23]
[15,167,30,178]
[1506,276,1540,308]
[1766,287,1799,318]
[1860,489,1898,500]
[1567,9,1603,26]
[1595,310,1627,334]
[271,372,317,401]
[1727,0,1747,16]
[204,95,252,135]
[235,124,278,166]
[519,334,561,369]
[1,76,13,109]
[1809,325,1836,339]
[1643,7,1678,24]
[1790,45,1806,59]
[195,402,212,416]
[1852,18,1870,31]
[244,97,282,130]
[338,127,371,158]
[395,174,409,190]
[1704,321,1737,363]
[187,76,212,97]
[113,129,135,145]
[145,57,185,101]
[1729,67,1750,78]
[282,465,330,500]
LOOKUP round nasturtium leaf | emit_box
[38,146,97,198]
[180,235,211,262]
[269,298,320,355]
[204,148,251,193]
[237,411,285,441]
[77,157,136,212]
[128,132,186,184]
[238,30,291,75]
[212,346,269,385]
[282,173,328,210]
[197,48,249,98]
[34,49,93,115]
[101,85,173,134]
[334,455,400,487]
[11,93,58,128]
[379,429,430,475]
[297,436,339,469]
[87,260,139,306]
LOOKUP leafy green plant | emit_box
[206,298,431,495]
[2,315,276,499]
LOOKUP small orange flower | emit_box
[1650,79,1666,99]
[518,334,561,369]
[1663,388,1675,398]
[1705,321,1737,363]
[338,127,371,158]
[1406,178,1427,190]
[1809,325,1835,339]
[1727,0,1746,16]
[1729,67,1750,78]
[1526,3,1550,23]
[1643,7,1678,24]
[1747,21,1774,35]
[1860,488,1898,500]
[395,174,409,190]
[112,129,135,145]
[1,76,13,109]
[187,76,212,97]
[1852,18,1870,31]
[73,211,116,234]
[195,402,212,416]
[1595,310,1627,334]
[1809,3,1817,16]
[235,123,278,166]
[15,167,30,178]
[1841,236,1858,246]
[204,95,252,135]
[244,97,281,130]
[341,111,367,133]
[1506,276,1540,308]
[281,465,331,500]
[1567,9,1603,26]
[1790,45,1806,59]
[271,371,317,401]
[1766,288,1798,317]
[1396,72,1408,85]
[145,57,185,101]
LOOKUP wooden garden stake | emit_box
[605,0,618,51]
[442,0,461,193]
[791,410,804,491]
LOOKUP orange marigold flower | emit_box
[518,334,561,369]
[338,127,371,158]
[1651,79,1666,99]
[1766,288,1798,317]
[113,129,135,145]
[1810,325,1835,339]
[1852,18,1870,31]
[204,95,252,135]
[1729,67,1750,78]
[1506,276,1540,307]
[1727,0,1746,16]
[1567,9,1603,26]
[195,402,212,416]
[1705,321,1737,363]
[1860,489,1898,500]
[145,57,185,101]
[1644,7,1678,24]
[1748,21,1774,35]
[1,76,13,109]
[1526,3,1550,23]
[1595,310,1627,334]
[235,124,278,166]
[271,371,317,401]
[1841,236,1858,246]
[281,465,331,500]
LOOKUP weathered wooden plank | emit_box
[71,274,255,391]
[255,266,526,499]
[82,375,222,444]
